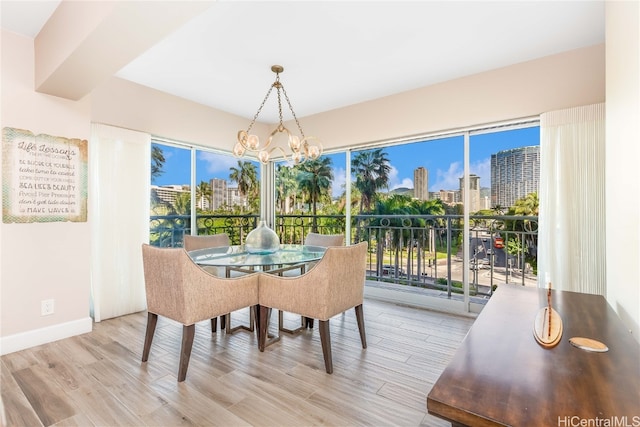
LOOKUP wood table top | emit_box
[427,285,640,427]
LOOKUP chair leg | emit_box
[355,304,367,348]
[258,305,270,352]
[211,317,217,333]
[178,324,195,382]
[142,312,158,362]
[319,320,333,374]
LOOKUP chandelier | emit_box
[233,65,322,165]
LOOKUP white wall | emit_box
[605,1,640,343]
[0,30,92,352]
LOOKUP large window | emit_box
[149,140,260,247]
[150,122,540,313]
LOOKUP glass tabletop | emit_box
[188,244,327,269]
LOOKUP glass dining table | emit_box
[188,244,327,338]
[187,244,327,275]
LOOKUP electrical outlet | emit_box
[41,299,54,316]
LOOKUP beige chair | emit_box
[141,244,259,382]
[279,232,345,332]
[257,241,368,374]
[183,233,230,252]
[183,233,231,331]
[304,232,344,248]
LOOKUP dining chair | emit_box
[257,241,368,374]
[141,244,259,382]
[279,232,345,332]
[183,233,230,331]
[304,232,344,248]
[183,233,230,253]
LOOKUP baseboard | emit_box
[0,317,93,356]
[364,285,479,318]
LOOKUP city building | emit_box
[414,167,429,201]
[210,178,227,211]
[436,189,458,205]
[491,146,540,208]
[227,186,245,209]
[151,185,189,209]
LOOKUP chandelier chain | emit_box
[281,84,306,140]
[246,84,275,134]
[277,85,284,126]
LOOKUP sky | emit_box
[152,126,540,198]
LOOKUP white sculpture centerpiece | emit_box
[245,220,280,254]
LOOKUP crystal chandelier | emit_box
[233,65,322,165]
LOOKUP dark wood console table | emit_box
[427,285,640,426]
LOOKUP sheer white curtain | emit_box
[90,123,150,322]
[538,103,605,295]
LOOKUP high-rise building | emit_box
[436,189,458,205]
[414,167,429,200]
[491,146,540,208]
[227,186,245,209]
[459,174,482,212]
[210,178,227,211]
[151,185,189,209]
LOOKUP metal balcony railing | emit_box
[149,213,538,298]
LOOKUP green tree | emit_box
[505,192,539,273]
[195,180,212,211]
[275,164,299,214]
[367,194,416,276]
[151,145,165,183]
[229,160,259,212]
[512,192,539,216]
[352,148,391,213]
[172,191,191,215]
[296,157,333,232]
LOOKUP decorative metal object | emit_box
[533,283,563,348]
[245,220,280,254]
[233,65,323,165]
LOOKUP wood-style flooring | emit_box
[1,298,475,426]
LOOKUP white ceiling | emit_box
[1,1,605,123]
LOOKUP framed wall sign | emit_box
[2,127,88,223]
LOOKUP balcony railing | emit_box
[150,213,538,298]
[351,214,538,299]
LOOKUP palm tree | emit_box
[505,192,539,272]
[367,194,416,278]
[151,144,166,183]
[195,180,212,211]
[229,160,258,212]
[296,157,333,232]
[172,191,191,215]
[275,164,299,214]
[513,192,539,216]
[352,148,391,213]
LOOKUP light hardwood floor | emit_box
[1,298,475,427]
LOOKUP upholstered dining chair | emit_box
[257,241,368,374]
[279,232,345,332]
[303,232,344,248]
[183,233,231,331]
[141,244,259,382]
[183,233,230,255]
